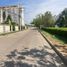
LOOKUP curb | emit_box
[39,30,67,66]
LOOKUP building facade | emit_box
[0,5,25,27]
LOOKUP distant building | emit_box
[0,5,25,26]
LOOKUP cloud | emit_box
[24,0,67,24]
[32,0,67,15]
[0,0,67,24]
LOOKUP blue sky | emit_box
[0,0,67,24]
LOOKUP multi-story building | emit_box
[0,5,25,26]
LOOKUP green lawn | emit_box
[41,30,67,45]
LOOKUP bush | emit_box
[42,27,67,38]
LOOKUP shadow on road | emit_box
[1,47,65,67]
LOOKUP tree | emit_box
[43,11,55,27]
[31,11,55,28]
[6,15,12,31]
[12,22,15,31]
[31,14,43,28]
[3,11,6,33]
[3,11,6,22]
[56,8,67,27]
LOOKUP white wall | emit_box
[0,25,4,33]
[0,25,19,34]
[21,8,25,26]
[15,26,18,31]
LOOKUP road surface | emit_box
[0,27,66,67]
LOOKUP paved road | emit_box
[0,27,66,67]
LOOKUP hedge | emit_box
[42,27,67,38]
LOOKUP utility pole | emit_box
[18,0,25,30]
[18,4,21,31]
[2,8,6,33]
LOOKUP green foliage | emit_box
[6,15,12,24]
[3,11,6,20]
[6,15,16,31]
[31,11,55,28]
[56,8,67,27]
[42,27,67,38]
[2,11,6,25]
[12,22,15,31]
[43,12,55,27]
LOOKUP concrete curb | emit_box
[39,30,67,66]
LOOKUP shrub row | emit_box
[42,27,67,38]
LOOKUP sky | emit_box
[0,0,67,24]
